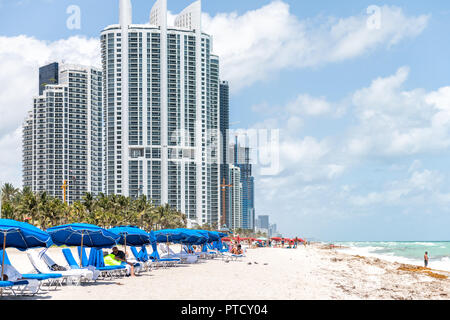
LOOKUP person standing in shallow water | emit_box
[424,252,429,268]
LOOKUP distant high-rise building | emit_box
[229,139,255,230]
[101,0,220,226]
[219,80,230,228]
[229,164,242,230]
[23,63,103,202]
[256,215,270,230]
[269,223,277,238]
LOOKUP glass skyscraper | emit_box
[39,62,59,95]
[101,0,220,226]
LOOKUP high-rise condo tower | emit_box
[101,0,220,226]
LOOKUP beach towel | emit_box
[104,254,122,266]
[0,265,40,294]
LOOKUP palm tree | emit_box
[1,183,18,203]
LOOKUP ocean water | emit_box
[334,241,450,271]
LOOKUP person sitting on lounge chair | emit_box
[231,244,243,255]
[0,264,40,294]
[111,247,135,277]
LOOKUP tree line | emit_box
[0,183,268,238]
[0,183,186,231]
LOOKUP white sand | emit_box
[2,243,450,300]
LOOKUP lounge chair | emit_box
[159,244,198,264]
[183,244,209,259]
[77,247,126,279]
[0,280,36,297]
[61,248,100,281]
[145,245,180,268]
[130,246,153,271]
[214,243,245,261]
[40,250,95,283]
[0,250,62,291]
[220,251,246,262]
[27,250,82,286]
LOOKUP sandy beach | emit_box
[3,243,450,300]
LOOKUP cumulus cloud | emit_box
[203,2,429,90]
[347,67,450,157]
[252,66,450,237]
[349,169,444,207]
[286,94,332,116]
[0,35,100,186]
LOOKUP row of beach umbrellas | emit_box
[0,219,228,281]
[221,236,304,243]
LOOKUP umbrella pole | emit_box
[124,234,127,258]
[166,234,169,257]
[1,232,5,296]
[1,232,6,281]
[80,232,84,268]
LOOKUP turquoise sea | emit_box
[334,241,450,271]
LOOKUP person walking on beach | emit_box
[424,252,429,268]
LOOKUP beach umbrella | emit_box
[153,229,185,243]
[218,232,228,238]
[0,219,53,282]
[109,226,150,257]
[153,229,186,257]
[193,230,218,244]
[46,223,120,268]
[178,229,208,245]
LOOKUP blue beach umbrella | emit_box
[109,226,150,246]
[147,231,159,260]
[152,229,182,258]
[218,232,228,238]
[46,223,120,267]
[0,219,53,281]
[153,229,185,243]
[194,230,217,243]
[109,226,150,257]
[174,229,208,245]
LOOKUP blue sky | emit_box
[1,0,450,241]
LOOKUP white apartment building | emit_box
[101,0,220,226]
[23,64,103,203]
[229,164,242,230]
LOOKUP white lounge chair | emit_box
[40,250,96,282]
[27,250,83,286]
[159,244,198,264]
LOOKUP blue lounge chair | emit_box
[130,246,152,271]
[0,250,62,291]
[61,248,100,281]
[77,247,126,279]
[146,245,180,268]
[0,280,34,297]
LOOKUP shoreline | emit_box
[2,243,450,300]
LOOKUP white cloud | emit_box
[0,35,100,186]
[286,94,332,116]
[203,2,429,90]
[253,66,450,237]
[349,169,443,207]
[347,67,450,157]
